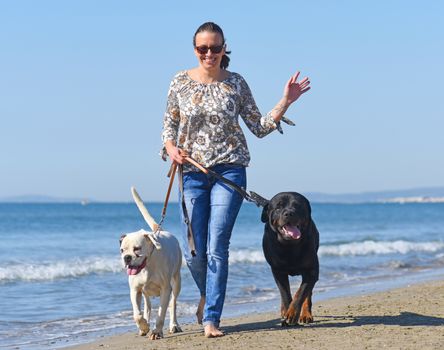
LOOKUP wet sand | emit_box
[64,279,444,350]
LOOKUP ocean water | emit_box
[1,201,444,349]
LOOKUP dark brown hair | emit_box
[193,22,231,69]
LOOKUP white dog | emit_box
[119,187,182,339]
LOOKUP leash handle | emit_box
[184,156,209,174]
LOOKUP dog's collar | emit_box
[127,257,147,276]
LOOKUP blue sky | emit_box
[1,1,443,201]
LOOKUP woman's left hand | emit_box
[283,71,311,106]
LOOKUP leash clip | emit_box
[246,191,269,207]
[155,217,165,234]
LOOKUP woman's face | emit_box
[194,31,225,70]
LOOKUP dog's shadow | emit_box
[221,312,444,334]
[315,312,444,328]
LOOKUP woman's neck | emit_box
[192,67,225,84]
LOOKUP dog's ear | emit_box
[261,203,269,223]
[119,234,126,247]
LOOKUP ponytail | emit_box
[221,52,231,69]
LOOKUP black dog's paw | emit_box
[299,312,314,324]
[281,320,301,327]
[281,319,290,327]
[281,318,301,327]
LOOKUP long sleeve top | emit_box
[161,70,278,171]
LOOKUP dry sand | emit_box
[65,280,444,350]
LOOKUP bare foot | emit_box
[204,324,224,338]
[196,296,205,325]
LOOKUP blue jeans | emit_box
[180,164,246,327]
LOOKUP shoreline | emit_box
[63,278,444,350]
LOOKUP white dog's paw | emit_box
[149,330,163,340]
[169,324,182,334]
[139,328,149,336]
[137,318,150,336]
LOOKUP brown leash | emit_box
[156,162,177,231]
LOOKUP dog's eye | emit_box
[120,248,123,253]
[134,247,141,252]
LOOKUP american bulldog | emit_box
[120,187,182,339]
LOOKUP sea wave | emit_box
[0,257,123,283]
[229,250,265,264]
[2,240,443,283]
[229,240,444,262]
[319,240,444,256]
[0,253,266,283]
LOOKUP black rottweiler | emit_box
[261,192,319,326]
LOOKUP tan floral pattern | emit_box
[161,70,277,170]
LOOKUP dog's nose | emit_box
[283,210,291,218]
[124,255,132,264]
[283,210,296,218]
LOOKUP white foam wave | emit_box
[228,240,444,263]
[0,256,123,283]
[2,241,443,283]
[229,250,265,264]
[0,250,266,283]
[319,240,444,257]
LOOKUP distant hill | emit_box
[1,187,444,203]
[305,186,444,203]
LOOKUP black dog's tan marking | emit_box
[261,192,319,326]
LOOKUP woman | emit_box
[161,22,310,337]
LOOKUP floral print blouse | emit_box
[161,70,278,171]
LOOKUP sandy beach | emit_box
[64,279,444,350]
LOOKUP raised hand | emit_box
[283,71,311,106]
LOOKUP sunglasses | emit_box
[195,45,225,54]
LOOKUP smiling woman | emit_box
[159,21,311,338]
[192,22,231,73]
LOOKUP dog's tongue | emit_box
[283,225,302,240]
[127,267,139,275]
[126,258,147,276]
